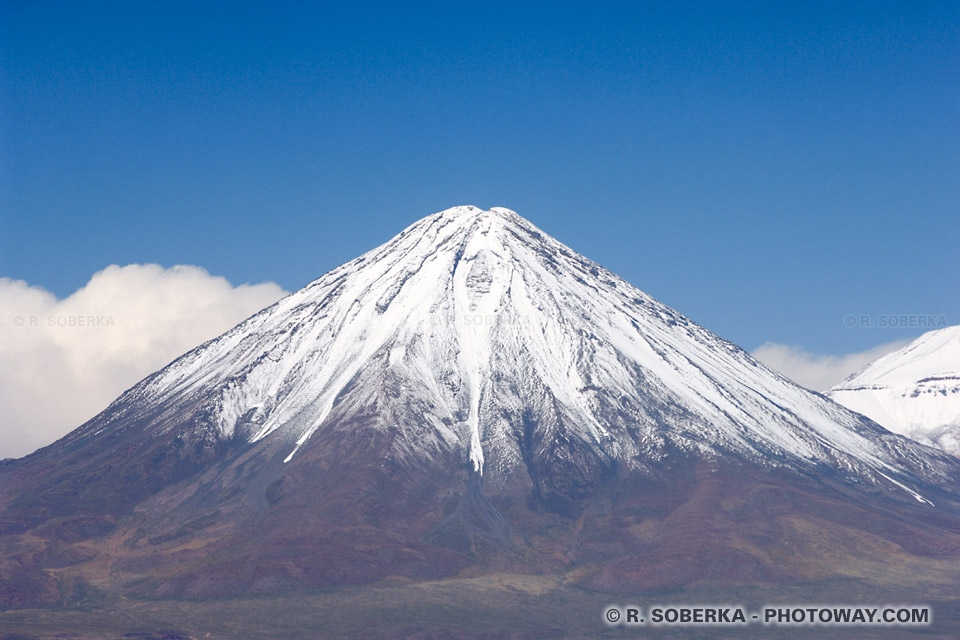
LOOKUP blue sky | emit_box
[2,1,958,355]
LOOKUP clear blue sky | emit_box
[2,1,957,354]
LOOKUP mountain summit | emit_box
[829,325,960,455]
[3,206,960,607]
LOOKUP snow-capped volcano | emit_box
[77,206,948,497]
[5,206,960,606]
[829,325,960,455]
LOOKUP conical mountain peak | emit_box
[7,206,960,608]
[78,207,955,503]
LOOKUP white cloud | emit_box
[0,265,287,459]
[752,339,911,392]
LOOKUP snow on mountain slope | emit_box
[65,207,954,504]
[829,325,960,455]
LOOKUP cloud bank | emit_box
[0,265,286,459]
[752,340,911,392]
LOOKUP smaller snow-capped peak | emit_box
[829,326,960,455]
[833,325,960,389]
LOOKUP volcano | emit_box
[3,207,960,635]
